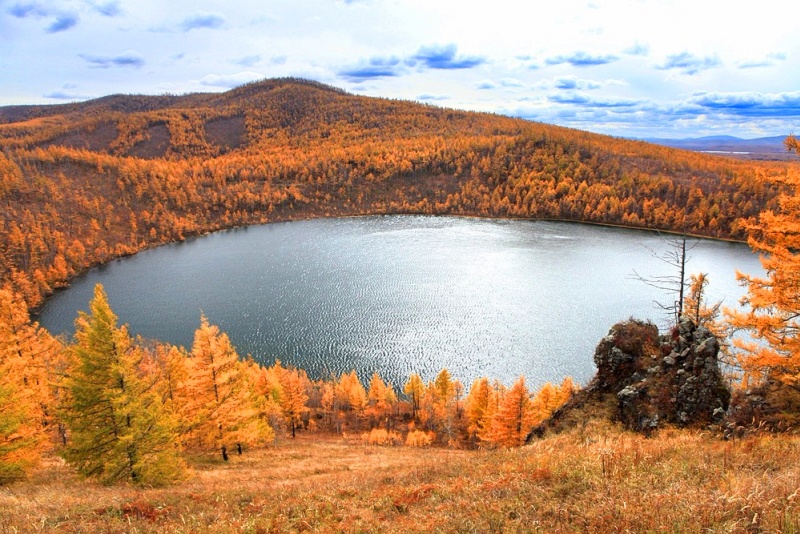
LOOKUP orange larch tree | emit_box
[0,289,59,482]
[488,376,535,448]
[727,139,800,389]
[184,315,273,458]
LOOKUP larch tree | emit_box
[727,140,800,389]
[683,273,722,329]
[403,373,424,419]
[488,376,535,448]
[277,364,310,438]
[465,377,494,444]
[0,289,59,482]
[184,315,272,458]
[336,370,367,414]
[366,373,397,430]
[60,284,185,485]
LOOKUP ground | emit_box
[1,422,799,533]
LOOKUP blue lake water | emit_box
[37,216,762,389]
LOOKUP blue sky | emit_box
[1,0,798,138]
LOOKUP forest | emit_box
[0,78,796,309]
[2,79,800,531]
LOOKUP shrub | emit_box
[405,430,434,447]
[361,428,402,446]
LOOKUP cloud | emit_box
[43,89,90,100]
[180,13,225,32]
[46,13,79,32]
[553,76,601,90]
[410,44,486,70]
[546,51,619,67]
[416,93,448,101]
[199,71,264,88]
[338,56,404,81]
[738,52,787,69]
[499,78,524,87]
[79,51,144,68]
[688,91,800,117]
[548,92,642,108]
[86,1,121,17]
[477,80,497,90]
[233,55,261,67]
[657,52,721,75]
[338,43,485,82]
[8,2,47,18]
[8,2,79,32]
[624,42,650,56]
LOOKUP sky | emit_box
[1,0,798,139]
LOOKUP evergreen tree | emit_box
[61,284,184,485]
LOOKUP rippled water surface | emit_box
[38,216,762,388]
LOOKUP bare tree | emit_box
[630,232,698,325]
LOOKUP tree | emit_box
[488,376,535,448]
[60,284,184,485]
[183,315,272,457]
[465,377,493,444]
[727,139,800,389]
[0,289,59,483]
[275,362,309,438]
[366,372,397,430]
[631,233,698,325]
[403,373,424,419]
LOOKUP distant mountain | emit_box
[642,135,791,159]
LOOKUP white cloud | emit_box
[1,0,798,137]
[199,71,264,88]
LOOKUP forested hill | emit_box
[0,77,795,307]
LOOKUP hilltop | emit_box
[0,78,796,307]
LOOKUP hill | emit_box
[0,77,796,307]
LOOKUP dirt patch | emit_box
[127,123,170,159]
[45,121,117,152]
[205,115,246,152]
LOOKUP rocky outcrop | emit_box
[594,317,730,433]
[530,317,730,439]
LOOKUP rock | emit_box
[588,317,730,433]
[528,317,733,441]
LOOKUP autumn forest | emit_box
[2,78,800,531]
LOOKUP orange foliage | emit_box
[727,144,800,389]
[0,78,793,309]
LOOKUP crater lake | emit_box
[37,216,762,389]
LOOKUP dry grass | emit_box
[1,421,799,533]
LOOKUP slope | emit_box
[0,78,795,307]
[1,427,798,532]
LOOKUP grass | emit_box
[1,420,799,533]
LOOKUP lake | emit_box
[37,216,763,389]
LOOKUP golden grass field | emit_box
[1,420,799,533]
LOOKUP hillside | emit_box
[2,426,798,532]
[0,77,796,307]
